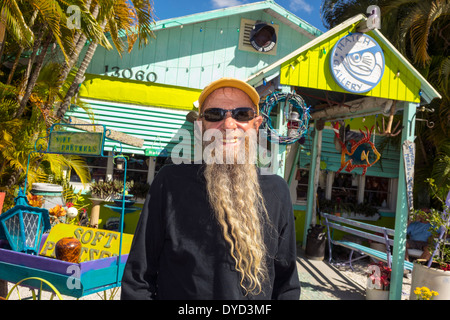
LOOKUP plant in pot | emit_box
[318,198,334,215]
[409,179,450,300]
[128,182,150,200]
[366,261,391,300]
[89,180,115,201]
[354,202,379,217]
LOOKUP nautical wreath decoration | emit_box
[260,92,310,145]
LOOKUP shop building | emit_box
[66,2,441,296]
[67,0,322,189]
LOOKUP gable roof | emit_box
[246,14,441,104]
[150,0,322,39]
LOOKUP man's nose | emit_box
[222,112,237,129]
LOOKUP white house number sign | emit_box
[330,32,385,93]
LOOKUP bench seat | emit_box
[333,239,414,271]
[322,213,414,272]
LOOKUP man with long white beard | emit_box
[121,78,300,300]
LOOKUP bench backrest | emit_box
[322,213,395,247]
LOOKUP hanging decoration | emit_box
[376,100,402,137]
[260,91,310,145]
[333,124,381,176]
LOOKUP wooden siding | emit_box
[280,23,422,103]
[86,11,313,89]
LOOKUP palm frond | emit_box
[0,0,34,47]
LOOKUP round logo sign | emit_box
[330,33,384,93]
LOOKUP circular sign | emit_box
[330,33,385,93]
[250,23,277,53]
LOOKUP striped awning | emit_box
[66,98,195,157]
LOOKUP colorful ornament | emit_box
[334,124,381,176]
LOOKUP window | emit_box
[296,169,309,201]
[331,173,358,204]
[113,154,149,184]
[364,176,390,208]
[294,169,326,203]
[69,157,108,183]
[293,168,397,214]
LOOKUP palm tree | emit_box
[320,0,450,205]
[56,0,155,119]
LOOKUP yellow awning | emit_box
[79,74,202,111]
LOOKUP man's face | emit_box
[199,87,262,163]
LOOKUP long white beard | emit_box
[203,160,269,295]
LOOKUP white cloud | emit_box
[289,0,314,14]
[211,0,244,9]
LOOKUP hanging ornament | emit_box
[376,100,402,137]
[334,125,381,176]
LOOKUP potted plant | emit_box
[354,202,379,217]
[366,261,391,300]
[89,180,122,201]
[413,286,439,300]
[409,179,450,300]
[128,182,150,200]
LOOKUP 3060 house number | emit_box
[104,65,157,82]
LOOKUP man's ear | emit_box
[253,115,263,130]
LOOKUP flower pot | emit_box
[410,260,450,300]
[366,288,389,300]
[55,237,82,263]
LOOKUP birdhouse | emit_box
[0,189,51,255]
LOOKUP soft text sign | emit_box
[40,224,133,262]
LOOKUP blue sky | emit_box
[152,0,326,32]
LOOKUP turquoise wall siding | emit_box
[86,11,313,89]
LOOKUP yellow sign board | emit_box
[48,131,103,156]
[39,224,133,262]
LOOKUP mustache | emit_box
[202,129,258,165]
[203,128,255,142]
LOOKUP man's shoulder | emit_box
[156,163,202,180]
[258,169,288,186]
[258,169,290,199]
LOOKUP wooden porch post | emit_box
[302,122,322,249]
[272,86,291,177]
[389,101,416,300]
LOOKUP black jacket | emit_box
[121,164,300,300]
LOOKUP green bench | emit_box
[323,213,414,271]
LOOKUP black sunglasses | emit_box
[200,107,256,122]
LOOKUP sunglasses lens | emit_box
[203,108,225,122]
[202,108,256,122]
[233,108,255,121]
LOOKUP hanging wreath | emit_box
[260,91,310,145]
